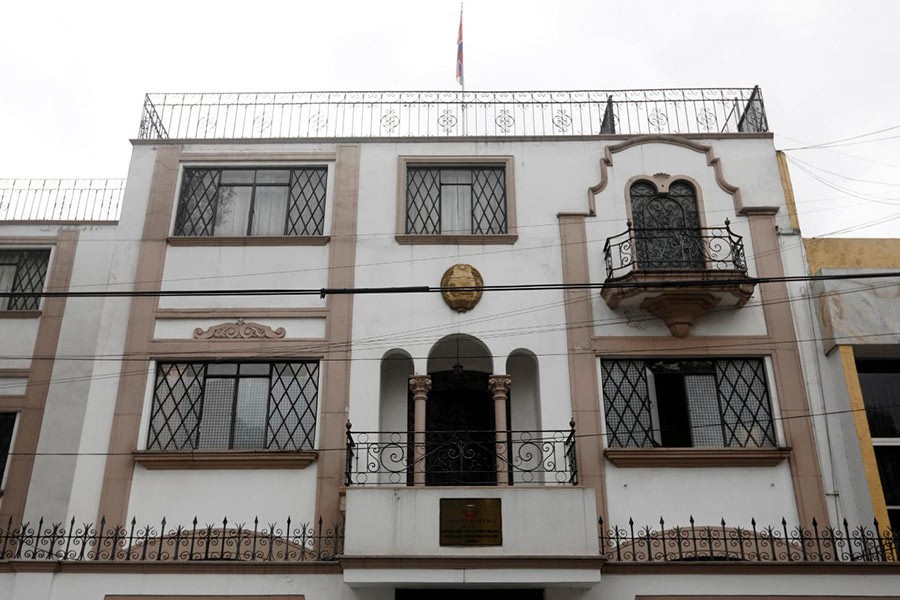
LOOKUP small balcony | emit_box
[600,220,756,337]
[345,425,577,486]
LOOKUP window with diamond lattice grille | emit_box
[0,249,50,311]
[406,167,507,235]
[601,358,776,448]
[174,168,327,237]
[147,362,319,451]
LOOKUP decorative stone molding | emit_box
[408,375,433,397]
[604,447,792,468]
[133,450,318,470]
[193,318,286,340]
[440,264,484,313]
[488,374,512,396]
[601,271,756,338]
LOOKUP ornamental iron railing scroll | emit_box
[0,515,342,562]
[603,220,747,279]
[345,423,578,486]
[137,88,768,140]
[599,515,898,563]
[0,179,124,222]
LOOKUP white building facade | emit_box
[0,89,897,600]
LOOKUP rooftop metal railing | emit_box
[0,178,124,222]
[138,87,768,140]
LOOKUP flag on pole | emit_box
[456,5,464,88]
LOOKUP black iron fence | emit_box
[138,87,767,140]
[599,516,899,563]
[0,179,124,222]
[0,515,342,562]
[345,424,577,486]
[604,220,747,279]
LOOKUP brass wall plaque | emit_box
[439,498,502,546]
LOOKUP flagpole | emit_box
[457,2,467,134]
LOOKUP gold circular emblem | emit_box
[440,264,484,313]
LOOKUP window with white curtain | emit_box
[174,168,327,237]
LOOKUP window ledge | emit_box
[167,236,330,247]
[604,447,791,468]
[0,310,41,319]
[395,234,518,245]
[133,450,318,470]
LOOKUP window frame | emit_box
[601,357,781,452]
[856,358,900,533]
[144,360,320,455]
[0,412,17,494]
[170,164,332,245]
[0,248,51,313]
[396,155,518,245]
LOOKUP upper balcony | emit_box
[601,220,757,337]
[137,87,768,140]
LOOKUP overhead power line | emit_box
[4,270,900,301]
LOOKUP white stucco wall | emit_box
[585,139,777,338]
[344,486,598,556]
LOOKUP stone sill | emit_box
[604,447,791,468]
[395,234,518,245]
[0,310,41,319]
[167,236,329,247]
[133,450,318,470]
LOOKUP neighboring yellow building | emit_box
[805,237,900,534]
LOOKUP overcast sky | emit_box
[2,0,898,237]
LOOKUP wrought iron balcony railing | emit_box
[0,515,343,562]
[0,178,124,222]
[603,220,748,279]
[138,87,767,140]
[345,426,577,486]
[599,515,898,563]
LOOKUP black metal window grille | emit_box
[406,167,507,235]
[148,362,319,451]
[0,413,15,481]
[173,168,327,237]
[601,358,776,448]
[0,249,50,311]
[630,180,704,270]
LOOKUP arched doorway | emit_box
[412,335,508,486]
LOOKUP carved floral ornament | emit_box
[193,318,286,340]
[440,264,484,313]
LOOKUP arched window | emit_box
[629,180,704,269]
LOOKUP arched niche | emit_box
[426,334,493,375]
[379,349,414,433]
[506,349,541,432]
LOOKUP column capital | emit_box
[488,374,512,395]
[409,374,432,396]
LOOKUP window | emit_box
[857,359,900,533]
[0,413,15,485]
[0,249,50,311]
[147,362,319,451]
[174,168,327,237]
[602,358,776,449]
[406,167,507,235]
[630,179,704,270]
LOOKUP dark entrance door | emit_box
[425,370,496,485]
